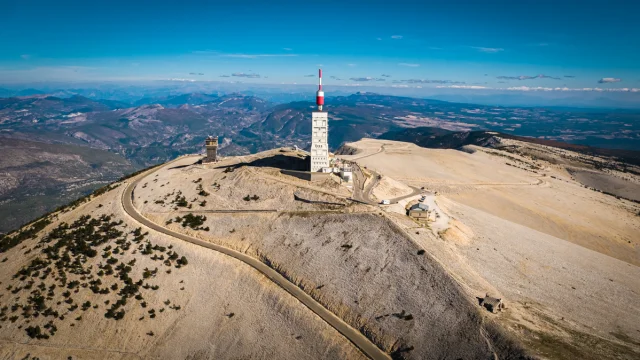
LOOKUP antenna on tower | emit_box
[316,68,324,111]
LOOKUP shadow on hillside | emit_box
[169,158,203,170]
[215,154,309,172]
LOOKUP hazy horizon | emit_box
[3,79,640,110]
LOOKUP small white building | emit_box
[340,166,353,182]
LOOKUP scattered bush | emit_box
[25,325,49,339]
[196,184,209,197]
[5,210,186,340]
[177,214,207,230]
[171,192,188,207]
[177,256,188,267]
[0,219,51,253]
[391,310,413,321]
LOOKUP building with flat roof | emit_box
[203,136,218,163]
[340,166,353,182]
[408,202,430,219]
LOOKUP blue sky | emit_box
[1,0,639,93]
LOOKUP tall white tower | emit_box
[311,69,329,172]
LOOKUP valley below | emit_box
[0,137,135,233]
[1,92,639,233]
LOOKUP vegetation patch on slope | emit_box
[0,214,188,340]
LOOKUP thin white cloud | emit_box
[376,37,383,41]
[349,77,387,82]
[192,50,297,58]
[497,74,561,80]
[436,85,488,89]
[471,46,504,53]
[391,35,403,39]
[20,54,31,60]
[231,72,261,78]
[398,63,420,67]
[350,77,374,81]
[224,53,298,58]
[598,77,622,83]
[434,84,640,92]
[347,63,357,67]
[283,48,293,51]
[507,86,554,91]
[399,79,463,84]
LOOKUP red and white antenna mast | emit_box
[316,68,324,111]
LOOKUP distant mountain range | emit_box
[2,91,638,156]
[0,90,638,232]
[0,88,46,98]
[3,82,640,109]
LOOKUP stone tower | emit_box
[204,136,218,163]
[310,69,329,172]
[310,112,329,172]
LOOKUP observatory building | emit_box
[203,136,218,163]
[310,69,330,172]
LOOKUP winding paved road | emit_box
[350,165,376,205]
[344,144,422,205]
[351,164,422,205]
[349,144,385,161]
[388,185,423,204]
[121,159,390,360]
